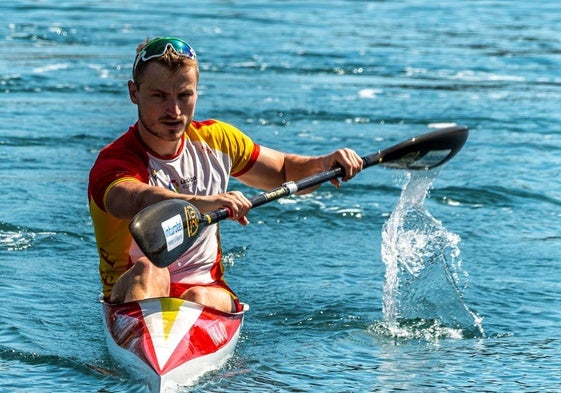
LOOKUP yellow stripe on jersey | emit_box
[188,119,259,176]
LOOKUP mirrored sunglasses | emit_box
[133,37,197,73]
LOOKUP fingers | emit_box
[329,148,363,182]
[217,191,251,224]
[236,216,250,226]
[194,191,251,226]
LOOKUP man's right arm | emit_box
[105,180,253,223]
[105,180,178,219]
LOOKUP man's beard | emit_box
[138,108,188,142]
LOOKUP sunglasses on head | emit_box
[133,37,197,73]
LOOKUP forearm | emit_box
[282,153,326,194]
[237,146,362,194]
[106,180,251,221]
[284,147,363,192]
[105,181,182,219]
[283,153,327,180]
[238,148,325,191]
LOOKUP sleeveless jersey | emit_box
[88,119,260,299]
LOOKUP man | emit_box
[88,37,363,313]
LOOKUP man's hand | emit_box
[190,191,252,226]
[320,148,364,187]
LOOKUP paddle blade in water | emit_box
[129,199,204,268]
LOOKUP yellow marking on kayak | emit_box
[159,298,183,341]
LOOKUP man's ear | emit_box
[128,80,139,104]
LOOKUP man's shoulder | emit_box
[91,124,148,176]
[191,119,219,129]
[188,118,247,140]
[189,118,235,135]
[88,124,148,204]
[100,124,141,154]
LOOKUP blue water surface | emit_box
[1,1,560,392]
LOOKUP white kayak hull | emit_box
[102,297,247,392]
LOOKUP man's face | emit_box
[129,62,198,143]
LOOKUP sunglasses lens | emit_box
[133,38,196,73]
[145,38,196,60]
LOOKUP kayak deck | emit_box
[102,297,247,392]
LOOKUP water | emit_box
[1,0,560,391]
[378,171,484,340]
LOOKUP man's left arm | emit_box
[237,146,363,193]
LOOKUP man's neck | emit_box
[136,122,184,158]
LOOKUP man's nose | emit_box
[166,99,181,116]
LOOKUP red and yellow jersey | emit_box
[88,119,260,299]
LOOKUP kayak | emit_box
[102,297,248,392]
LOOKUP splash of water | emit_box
[378,171,484,340]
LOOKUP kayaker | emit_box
[88,37,363,313]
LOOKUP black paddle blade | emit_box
[129,199,204,268]
[368,125,469,170]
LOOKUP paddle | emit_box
[130,125,468,268]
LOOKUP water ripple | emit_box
[0,223,37,251]
[435,185,561,208]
